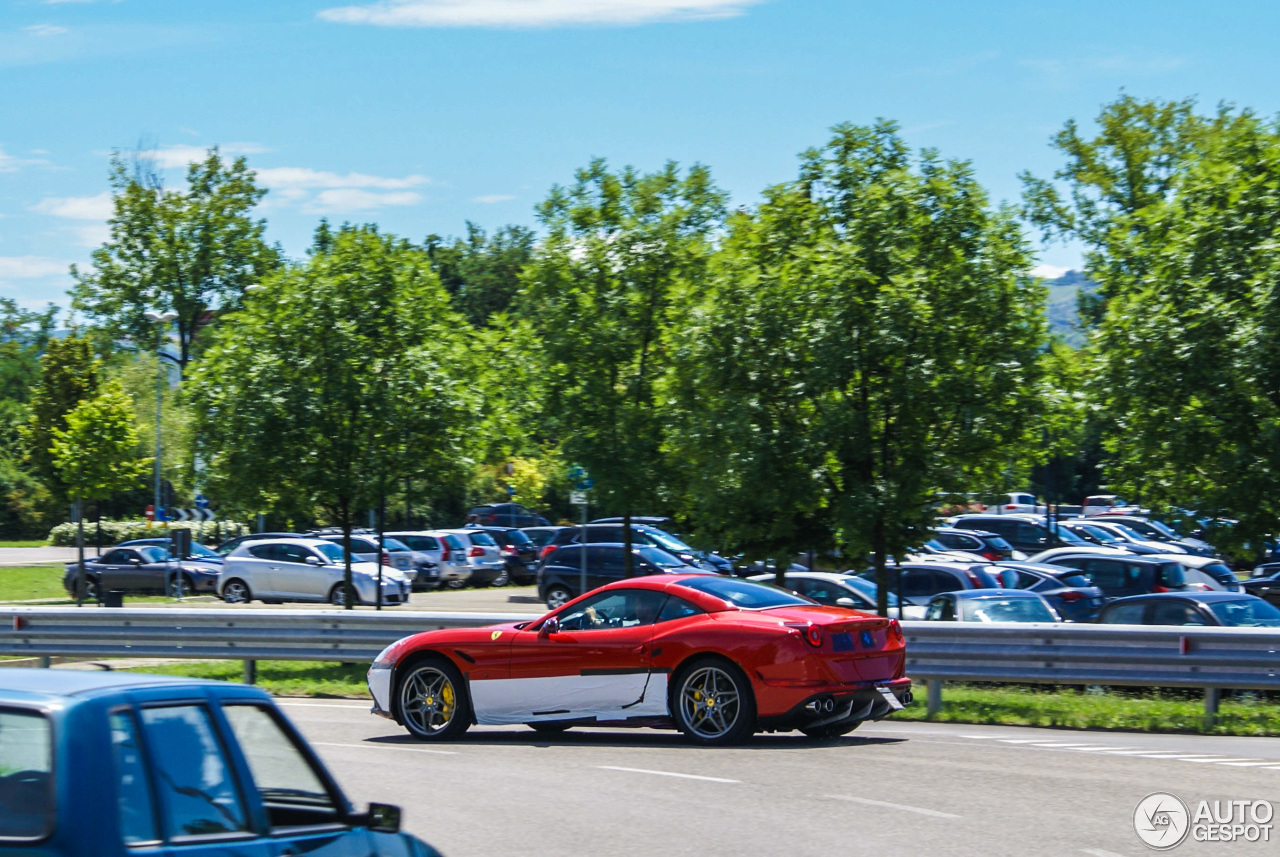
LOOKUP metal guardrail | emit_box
[1,608,1276,718]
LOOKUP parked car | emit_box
[62,545,220,599]
[1027,544,1135,564]
[439,528,508,586]
[312,531,414,574]
[950,514,1091,553]
[854,561,1002,606]
[1082,494,1145,516]
[1242,563,1280,606]
[520,525,572,551]
[1065,519,1186,555]
[1096,592,1280,627]
[990,492,1042,515]
[214,532,303,557]
[536,543,704,608]
[924,589,1062,623]
[118,537,224,565]
[385,530,473,589]
[930,528,1019,561]
[1039,554,1189,600]
[1145,554,1241,592]
[466,503,550,527]
[748,571,925,619]
[0,669,439,856]
[473,526,538,585]
[988,561,1107,622]
[1053,519,1164,555]
[542,523,732,572]
[218,538,411,606]
[1084,515,1217,556]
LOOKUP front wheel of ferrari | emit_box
[396,659,471,741]
[672,657,756,746]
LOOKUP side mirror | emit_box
[305,556,322,566]
[358,802,401,834]
[130,558,143,565]
[835,597,857,608]
[538,616,560,638]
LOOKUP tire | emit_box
[671,657,756,746]
[221,579,252,604]
[166,574,197,599]
[444,579,465,590]
[489,568,510,587]
[79,576,100,601]
[329,583,360,607]
[395,658,471,741]
[529,722,572,734]
[545,585,572,610]
[799,721,862,739]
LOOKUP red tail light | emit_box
[964,569,985,587]
[1059,591,1085,602]
[440,546,451,561]
[501,545,517,556]
[468,546,485,557]
[487,514,499,522]
[805,624,823,647]
[381,551,391,566]
[982,551,1001,561]
[888,619,903,644]
[1005,504,1017,509]
[1154,585,1169,593]
[540,545,556,560]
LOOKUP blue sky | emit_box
[3,0,1279,310]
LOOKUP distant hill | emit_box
[1043,269,1097,347]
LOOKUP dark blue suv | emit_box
[0,670,439,856]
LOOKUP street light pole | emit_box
[145,311,178,531]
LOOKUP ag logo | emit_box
[490,631,503,641]
[1134,792,1190,850]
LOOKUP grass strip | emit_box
[0,566,74,601]
[891,683,1280,736]
[129,660,369,698]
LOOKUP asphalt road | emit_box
[281,699,1280,857]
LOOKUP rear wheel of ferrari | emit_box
[672,657,755,746]
[800,721,862,739]
[397,659,471,741]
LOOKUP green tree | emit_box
[426,223,536,327]
[672,122,1049,611]
[50,380,148,604]
[71,149,280,369]
[22,335,102,504]
[1032,99,1280,550]
[191,224,478,607]
[521,159,726,571]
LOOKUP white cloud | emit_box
[71,223,111,247]
[23,24,68,37]
[143,142,272,169]
[0,256,70,279]
[318,0,765,28]
[472,193,515,204]
[304,188,423,213]
[1030,264,1071,280]
[32,191,113,220]
[0,146,49,172]
[255,166,428,191]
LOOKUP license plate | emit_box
[878,687,905,711]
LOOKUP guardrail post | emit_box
[927,679,942,717]
[1203,687,1220,725]
[38,656,50,669]
[243,659,257,685]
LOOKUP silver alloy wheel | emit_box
[166,575,194,598]
[491,568,509,587]
[399,665,458,736]
[82,577,100,600]
[222,581,250,604]
[330,584,349,606]
[546,587,571,609]
[679,666,742,741]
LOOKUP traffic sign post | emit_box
[568,470,591,601]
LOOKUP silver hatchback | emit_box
[384,531,473,589]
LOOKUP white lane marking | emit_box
[276,702,371,710]
[998,739,1043,744]
[1103,749,1185,755]
[1028,742,1100,748]
[312,742,457,756]
[1265,767,1280,771]
[1220,761,1280,767]
[597,766,738,784]
[1080,849,1128,857]
[1133,754,1223,760]
[824,794,960,819]
[1177,757,1257,764]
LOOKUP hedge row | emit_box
[48,519,250,547]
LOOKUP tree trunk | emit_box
[623,511,634,577]
[75,497,85,608]
[872,514,889,617]
[340,500,354,610]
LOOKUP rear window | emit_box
[382,538,411,552]
[1160,563,1187,587]
[466,532,498,547]
[505,530,533,547]
[675,577,811,609]
[396,536,438,551]
[983,536,1013,551]
[1054,572,1092,588]
[960,596,1056,623]
[444,535,466,551]
[0,708,53,840]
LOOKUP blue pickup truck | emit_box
[0,670,440,856]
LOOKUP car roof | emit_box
[1143,554,1223,568]
[937,527,1001,538]
[0,669,257,703]
[1110,591,1258,603]
[235,537,336,550]
[1049,552,1168,566]
[945,588,1043,600]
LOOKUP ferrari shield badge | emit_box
[490,631,503,641]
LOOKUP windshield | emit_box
[1106,524,1149,542]
[1076,525,1122,544]
[466,532,498,547]
[1051,526,1091,546]
[138,546,169,563]
[675,576,812,609]
[314,543,345,564]
[1204,599,1280,627]
[381,538,411,552]
[637,546,686,568]
[1055,572,1092,588]
[0,708,52,839]
[960,596,1056,623]
[841,575,901,607]
[644,529,694,552]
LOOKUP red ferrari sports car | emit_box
[367,574,912,745]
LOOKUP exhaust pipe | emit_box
[902,690,914,706]
[823,697,835,713]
